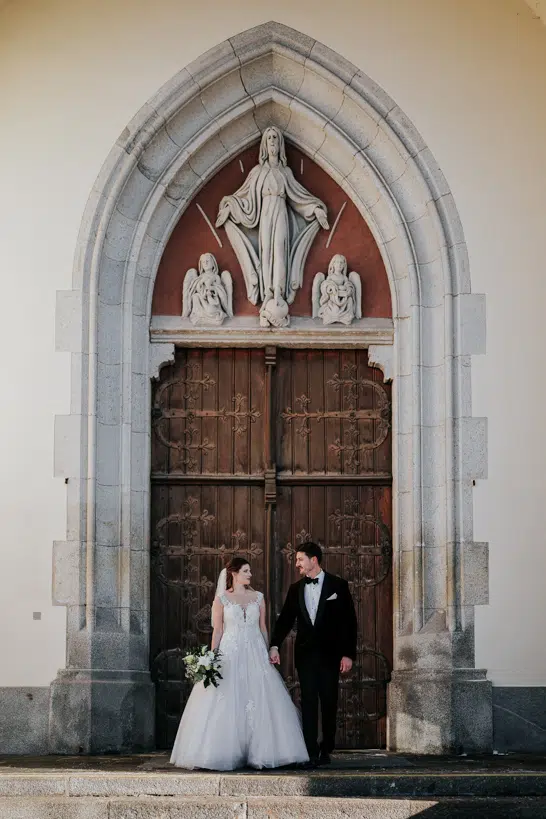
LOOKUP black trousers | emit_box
[297,657,340,758]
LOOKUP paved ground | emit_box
[1,750,546,774]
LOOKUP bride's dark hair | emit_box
[225,556,251,591]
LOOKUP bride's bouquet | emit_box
[183,646,223,689]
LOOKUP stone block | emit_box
[0,687,50,754]
[165,162,202,206]
[462,541,489,606]
[69,353,88,415]
[0,777,65,797]
[144,195,178,243]
[493,687,546,752]
[131,273,149,318]
[448,241,471,295]
[368,124,410,186]
[93,545,120,608]
[131,372,148,433]
[456,417,488,481]
[49,669,154,754]
[98,257,124,307]
[284,101,326,155]
[420,424,445,489]
[109,798,245,819]
[97,362,121,427]
[397,549,414,615]
[96,422,121,487]
[216,107,260,154]
[66,476,86,543]
[166,94,212,152]
[350,70,396,119]
[252,100,290,136]
[52,540,81,606]
[422,485,447,548]
[201,68,248,120]
[452,355,472,420]
[249,22,314,62]
[187,38,238,89]
[97,301,122,366]
[396,432,413,494]
[54,414,82,479]
[131,431,151,493]
[316,126,357,182]
[68,775,220,797]
[383,235,413,284]
[393,271,412,319]
[421,305,445,367]
[386,105,427,158]
[435,191,466,248]
[388,668,492,753]
[189,134,228,180]
[456,293,486,356]
[103,212,137,264]
[247,797,418,819]
[95,482,120,547]
[298,65,344,121]
[369,193,399,245]
[418,257,446,308]
[138,126,180,183]
[396,316,412,377]
[309,40,358,87]
[56,290,83,353]
[420,364,445,428]
[148,342,175,380]
[423,545,448,610]
[389,161,430,226]
[116,166,156,222]
[397,489,414,552]
[407,211,442,266]
[415,146,451,201]
[129,490,147,551]
[0,798,108,819]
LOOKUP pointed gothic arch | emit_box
[52,21,490,754]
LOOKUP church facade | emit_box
[1,0,545,756]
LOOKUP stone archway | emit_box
[51,21,490,754]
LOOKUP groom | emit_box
[269,542,357,766]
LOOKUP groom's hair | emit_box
[296,541,322,564]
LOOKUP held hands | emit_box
[340,656,353,674]
[269,647,280,665]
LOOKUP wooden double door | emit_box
[150,347,392,749]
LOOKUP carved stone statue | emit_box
[182,253,233,326]
[312,254,362,326]
[216,126,329,328]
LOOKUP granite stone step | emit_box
[2,795,546,819]
[3,770,546,799]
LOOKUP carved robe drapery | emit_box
[217,162,327,308]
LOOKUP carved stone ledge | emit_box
[368,344,394,381]
[150,315,394,348]
[148,342,175,379]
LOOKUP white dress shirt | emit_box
[304,570,325,625]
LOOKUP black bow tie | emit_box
[305,577,319,585]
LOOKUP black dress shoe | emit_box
[300,757,319,769]
[318,752,331,766]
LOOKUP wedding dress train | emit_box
[170,591,309,770]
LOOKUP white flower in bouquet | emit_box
[183,645,223,689]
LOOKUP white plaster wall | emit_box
[0,0,545,687]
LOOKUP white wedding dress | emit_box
[170,592,309,770]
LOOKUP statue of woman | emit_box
[182,252,233,326]
[216,127,329,327]
[312,254,362,326]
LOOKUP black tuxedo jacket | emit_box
[271,572,357,669]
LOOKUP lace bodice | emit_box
[218,592,265,657]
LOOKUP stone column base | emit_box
[387,668,492,754]
[49,669,155,754]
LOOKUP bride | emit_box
[170,557,309,770]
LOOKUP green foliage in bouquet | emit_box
[183,645,223,689]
